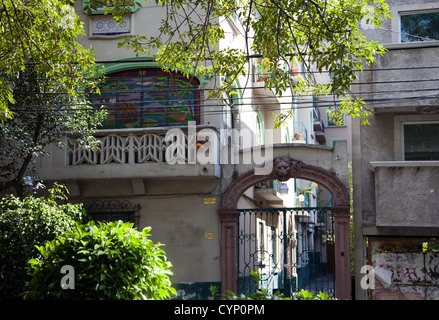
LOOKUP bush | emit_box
[0,184,86,299]
[25,220,176,300]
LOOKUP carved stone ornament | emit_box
[271,156,303,181]
[272,156,293,181]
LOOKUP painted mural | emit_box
[92,69,200,129]
[369,238,439,300]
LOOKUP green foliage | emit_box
[24,221,176,300]
[0,0,106,195]
[0,65,106,195]
[292,289,334,300]
[0,184,86,299]
[93,0,391,125]
[211,270,336,300]
[0,0,100,123]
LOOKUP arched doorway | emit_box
[220,156,351,299]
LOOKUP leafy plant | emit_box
[99,0,392,126]
[0,0,100,123]
[0,184,86,299]
[210,270,336,300]
[24,221,176,300]
[0,63,106,196]
[292,289,333,300]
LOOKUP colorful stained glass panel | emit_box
[92,69,200,129]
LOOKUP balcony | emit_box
[365,45,439,113]
[293,122,308,144]
[370,161,439,227]
[251,57,299,93]
[312,101,326,145]
[38,126,221,181]
[254,179,291,206]
[252,57,271,84]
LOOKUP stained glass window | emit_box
[92,69,201,129]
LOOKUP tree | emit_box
[0,1,106,196]
[0,0,101,123]
[0,67,106,197]
[87,0,391,125]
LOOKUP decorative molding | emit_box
[89,14,132,38]
[99,56,211,85]
[219,155,351,299]
[221,156,350,211]
[67,132,170,165]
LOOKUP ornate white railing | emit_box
[67,133,168,165]
[66,127,217,166]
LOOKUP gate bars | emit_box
[237,207,335,297]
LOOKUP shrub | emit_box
[0,184,85,299]
[25,220,176,300]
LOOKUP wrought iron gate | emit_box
[237,207,335,297]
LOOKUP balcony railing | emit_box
[255,179,281,193]
[66,126,217,166]
[252,57,270,83]
[293,122,308,144]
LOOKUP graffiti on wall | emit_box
[369,238,439,300]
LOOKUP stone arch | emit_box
[221,156,349,211]
[220,156,351,299]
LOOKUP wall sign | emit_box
[205,233,215,240]
[203,198,216,205]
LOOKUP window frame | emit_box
[399,10,439,43]
[402,121,439,161]
[83,199,140,229]
[390,3,439,44]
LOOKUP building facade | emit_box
[353,0,439,300]
[30,1,353,299]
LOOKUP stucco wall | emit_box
[374,165,439,227]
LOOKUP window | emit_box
[83,200,140,229]
[91,69,201,129]
[403,122,439,160]
[400,11,439,42]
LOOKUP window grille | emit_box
[83,199,140,229]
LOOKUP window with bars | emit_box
[83,200,140,229]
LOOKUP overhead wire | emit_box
[8,92,439,116]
